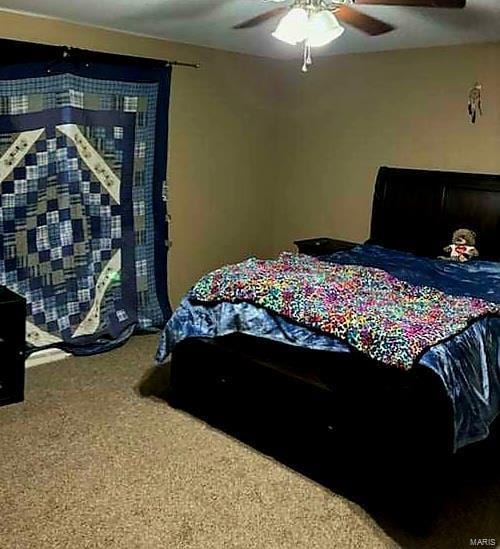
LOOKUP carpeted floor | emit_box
[0,335,397,549]
[1,335,499,548]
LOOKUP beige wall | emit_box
[0,11,499,304]
[0,11,282,305]
[270,42,500,254]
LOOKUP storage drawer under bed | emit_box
[168,335,453,479]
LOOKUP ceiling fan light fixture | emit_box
[271,7,308,45]
[306,10,345,48]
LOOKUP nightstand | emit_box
[0,287,26,407]
[294,238,359,257]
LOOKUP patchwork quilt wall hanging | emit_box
[0,47,172,355]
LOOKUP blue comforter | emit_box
[156,245,500,450]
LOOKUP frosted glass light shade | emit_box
[272,8,308,45]
[306,10,344,48]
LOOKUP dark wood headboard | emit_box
[369,166,500,261]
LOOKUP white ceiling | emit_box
[1,0,499,59]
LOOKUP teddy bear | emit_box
[441,228,479,263]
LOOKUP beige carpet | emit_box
[0,335,398,549]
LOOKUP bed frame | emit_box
[161,166,500,529]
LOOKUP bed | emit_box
[153,166,500,527]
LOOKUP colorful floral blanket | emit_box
[191,253,499,369]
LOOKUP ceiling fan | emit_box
[234,0,466,71]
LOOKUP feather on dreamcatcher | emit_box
[468,82,483,124]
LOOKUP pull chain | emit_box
[301,42,313,73]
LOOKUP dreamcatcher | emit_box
[468,82,482,124]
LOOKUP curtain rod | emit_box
[0,39,201,69]
[61,45,200,70]
[167,60,201,69]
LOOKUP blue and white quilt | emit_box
[0,62,171,354]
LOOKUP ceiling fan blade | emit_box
[233,7,289,29]
[336,6,395,36]
[353,0,465,7]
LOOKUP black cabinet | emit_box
[0,287,25,407]
[294,237,358,257]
